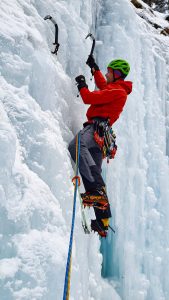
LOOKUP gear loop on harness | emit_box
[92,118,118,162]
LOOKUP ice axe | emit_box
[85,33,96,80]
[44,15,60,55]
[85,33,96,56]
[76,33,96,97]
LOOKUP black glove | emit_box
[86,55,99,72]
[75,75,88,91]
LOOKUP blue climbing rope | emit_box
[63,133,81,300]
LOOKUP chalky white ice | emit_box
[0,0,169,299]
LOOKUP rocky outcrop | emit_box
[130,0,169,36]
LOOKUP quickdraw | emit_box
[72,176,81,187]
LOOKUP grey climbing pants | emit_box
[68,123,105,191]
[68,123,112,219]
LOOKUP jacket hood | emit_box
[118,80,133,95]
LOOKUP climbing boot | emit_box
[91,219,108,238]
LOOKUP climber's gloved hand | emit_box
[86,55,100,73]
[75,75,88,91]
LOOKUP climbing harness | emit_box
[44,15,60,55]
[62,133,80,300]
[93,119,117,163]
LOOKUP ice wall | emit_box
[0,0,120,299]
[0,0,169,299]
[96,1,169,300]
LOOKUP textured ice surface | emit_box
[0,0,169,299]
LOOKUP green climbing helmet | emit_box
[107,59,130,76]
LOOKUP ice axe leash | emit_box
[44,15,60,55]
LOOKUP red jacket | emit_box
[80,70,132,126]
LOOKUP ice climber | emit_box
[68,56,132,237]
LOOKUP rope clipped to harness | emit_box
[63,133,80,300]
[93,119,117,163]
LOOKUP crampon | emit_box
[81,189,109,211]
[91,219,108,238]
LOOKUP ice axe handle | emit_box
[85,33,96,56]
[44,15,60,55]
[86,33,96,79]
